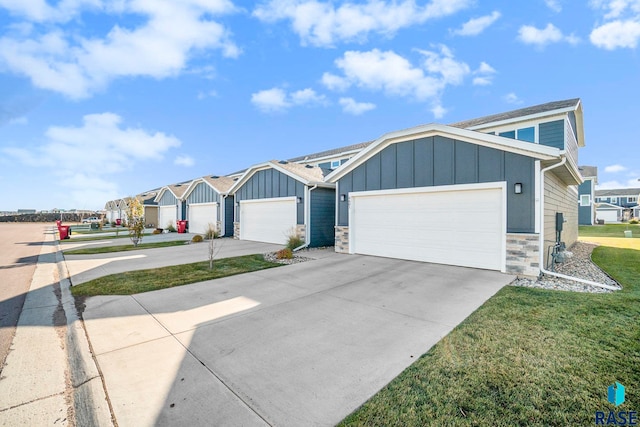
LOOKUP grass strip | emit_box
[339,246,640,426]
[63,240,189,255]
[70,254,281,297]
[579,224,639,238]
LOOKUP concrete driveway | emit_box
[64,238,284,285]
[80,251,514,426]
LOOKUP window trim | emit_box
[580,194,591,206]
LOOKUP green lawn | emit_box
[63,231,162,242]
[63,240,189,255]
[579,223,640,238]
[339,246,640,426]
[70,254,281,296]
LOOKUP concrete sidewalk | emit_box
[0,227,112,426]
[81,252,514,426]
[64,238,284,285]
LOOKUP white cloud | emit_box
[472,61,496,86]
[431,104,447,119]
[1,112,180,208]
[322,46,472,117]
[0,0,101,23]
[544,0,562,12]
[504,92,523,104]
[518,23,580,47]
[451,11,501,36]
[590,20,640,49]
[595,178,640,189]
[0,0,240,99]
[339,97,376,115]
[251,87,326,112]
[253,0,474,47]
[174,155,195,167]
[604,164,628,173]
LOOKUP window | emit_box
[611,197,618,204]
[331,160,341,169]
[499,130,515,139]
[580,195,591,206]
[498,127,535,143]
[629,196,638,203]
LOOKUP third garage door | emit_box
[188,203,217,235]
[240,197,297,245]
[350,184,505,271]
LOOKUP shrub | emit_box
[166,223,177,233]
[285,228,304,250]
[191,234,204,243]
[630,218,639,224]
[111,221,116,227]
[276,248,293,259]
[152,228,163,235]
[204,223,219,240]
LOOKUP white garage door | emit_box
[597,210,618,223]
[240,197,297,245]
[158,205,176,229]
[350,184,505,271]
[188,203,218,235]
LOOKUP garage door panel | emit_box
[159,206,176,229]
[189,203,217,235]
[351,186,504,271]
[240,198,297,245]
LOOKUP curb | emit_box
[55,236,115,427]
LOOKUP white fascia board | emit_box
[153,186,181,203]
[464,106,578,131]
[326,124,561,183]
[294,149,363,165]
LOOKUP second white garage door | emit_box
[188,203,218,235]
[240,197,297,245]
[596,210,619,223]
[350,184,505,271]
[158,205,176,230]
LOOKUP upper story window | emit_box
[628,196,638,203]
[611,197,618,203]
[498,126,536,143]
[331,160,341,169]
[580,195,591,206]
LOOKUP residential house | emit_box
[182,175,235,236]
[595,187,640,221]
[578,166,597,225]
[154,181,191,230]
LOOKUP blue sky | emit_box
[1,0,639,211]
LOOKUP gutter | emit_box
[538,157,619,291]
[294,184,317,252]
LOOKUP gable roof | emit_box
[596,188,640,197]
[596,202,624,210]
[182,175,236,199]
[154,180,191,202]
[229,160,334,194]
[325,123,562,183]
[450,98,581,129]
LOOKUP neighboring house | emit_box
[104,200,119,223]
[154,181,191,230]
[136,190,159,228]
[182,175,235,236]
[288,141,373,170]
[326,98,584,277]
[595,202,623,223]
[595,187,640,220]
[229,161,335,247]
[578,166,597,225]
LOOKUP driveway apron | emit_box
[81,252,514,426]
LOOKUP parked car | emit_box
[82,217,100,223]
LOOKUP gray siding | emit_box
[578,179,593,225]
[158,191,177,206]
[310,187,336,247]
[186,182,220,205]
[539,120,564,150]
[235,168,305,223]
[337,136,536,233]
[568,111,578,143]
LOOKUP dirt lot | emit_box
[0,223,49,370]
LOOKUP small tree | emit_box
[206,223,222,270]
[126,198,145,246]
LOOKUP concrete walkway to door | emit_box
[80,251,514,426]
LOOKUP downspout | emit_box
[294,184,317,252]
[538,157,619,291]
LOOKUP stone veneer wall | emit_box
[295,224,306,241]
[506,233,540,277]
[335,226,349,253]
[233,221,240,239]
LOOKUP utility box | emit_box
[555,212,564,231]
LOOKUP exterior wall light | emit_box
[297,197,302,204]
[340,194,346,202]
[514,183,523,194]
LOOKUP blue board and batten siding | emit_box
[337,136,536,233]
[158,191,177,206]
[578,179,593,225]
[224,197,234,236]
[234,168,305,223]
[539,120,564,150]
[310,188,336,247]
